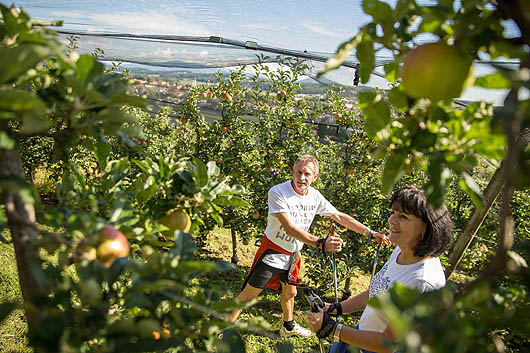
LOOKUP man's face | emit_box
[291,161,318,195]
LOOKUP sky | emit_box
[15,0,370,53]
[11,0,515,104]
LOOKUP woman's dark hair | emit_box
[391,186,453,258]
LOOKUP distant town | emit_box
[126,68,368,143]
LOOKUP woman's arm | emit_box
[327,289,370,314]
[338,324,396,353]
[307,307,397,353]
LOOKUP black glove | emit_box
[327,302,343,316]
[316,311,337,339]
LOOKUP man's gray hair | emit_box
[294,155,319,175]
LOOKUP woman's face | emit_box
[388,204,427,251]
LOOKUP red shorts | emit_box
[244,236,302,291]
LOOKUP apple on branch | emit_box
[96,225,130,268]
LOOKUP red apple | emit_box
[96,225,129,267]
[221,92,233,102]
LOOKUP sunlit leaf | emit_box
[320,32,363,76]
[474,72,511,89]
[0,131,15,149]
[76,54,104,82]
[359,90,391,138]
[459,172,484,210]
[0,45,51,84]
[382,153,406,194]
[191,157,209,188]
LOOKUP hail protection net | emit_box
[7,1,516,108]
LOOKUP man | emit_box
[227,155,389,337]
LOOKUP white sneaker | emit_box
[279,322,312,338]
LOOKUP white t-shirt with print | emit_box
[358,246,446,332]
[261,180,338,270]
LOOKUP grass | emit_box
[0,226,373,353]
[0,231,31,353]
[201,227,371,352]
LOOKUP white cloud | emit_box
[300,22,346,39]
[240,23,289,32]
[50,10,211,36]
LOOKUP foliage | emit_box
[1,1,530,352]
[0,5,252,353]
[321,0,530,351]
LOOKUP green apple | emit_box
[401,42,475,102]
[161,209,191,232]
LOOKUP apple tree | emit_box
[320,0,529,350]
[0,5,263,353]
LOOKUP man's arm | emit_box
[273,212,342,251]
[330,212,390,246]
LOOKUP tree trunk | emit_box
[446,128,530,279]
[230,224,239,265]
[0,148,42,332]
[445,163,505,279]
[460,82,526,292]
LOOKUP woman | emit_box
[307,186,453,353]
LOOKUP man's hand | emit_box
[325,234,343,252]
[373,229,391,246]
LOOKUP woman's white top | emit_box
[358,246,446,332]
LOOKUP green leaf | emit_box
[474,72,511,89]
[368,288,411,338]
[0,89,47,113]
[382,153,406,194]
[459,172,484,210]
[387,86,409,111]
[362,0,393,23]
[384,61,399,83]
[0,45,52,84]
[21,113,52,134]
[214,196,251,208]
[359,90,391,138]
[206,161,220,177]
[191,157,208,188]
[217,328,246,353]
[320,32,363,76]
[357,40,375,84]
[76,54,104,82]
[425,159,450,209]
[95,134,111,170]
[0,131,15,149]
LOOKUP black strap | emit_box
[316,311,337,338]
[328,302,343,316]
[316,236,329,255]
